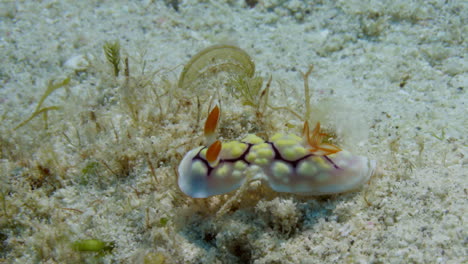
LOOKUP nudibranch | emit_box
[178,106,376,198]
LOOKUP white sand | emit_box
[0,1,466,263]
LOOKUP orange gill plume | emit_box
[303,121,341,155]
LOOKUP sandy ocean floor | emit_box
[0,1,466,263]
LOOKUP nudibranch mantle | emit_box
[178,129,376,198]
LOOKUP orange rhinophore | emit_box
[204,105,220,145]
[206,140,222,164]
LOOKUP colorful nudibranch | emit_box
[178,106,376,198]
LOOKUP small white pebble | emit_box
[64,54,89,71]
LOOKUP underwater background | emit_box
[0,1,466,263]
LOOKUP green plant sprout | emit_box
[144,252,166,264]
[177,44,255,91]
[103,40,121,77]
[430,128,446,141]
[431,127,450,167]
[228,75,263,107]
[0,191,7,218]
[72,239,114,252]
[14,77,70,130]
[301,65,314,121]
[177,45,274,124]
